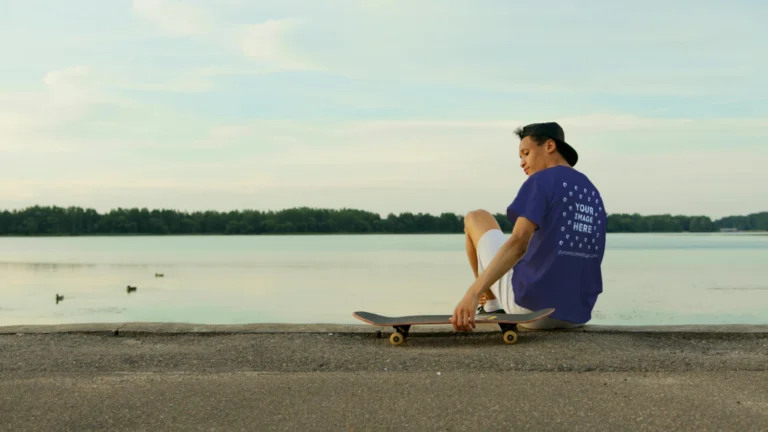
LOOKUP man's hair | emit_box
[514,127,550,146]
[514,122,578,166]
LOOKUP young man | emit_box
[450,122,606,332]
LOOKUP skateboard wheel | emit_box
[503,330,518,345]
[390,332,405,346]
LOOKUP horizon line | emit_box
[2,204,766,221]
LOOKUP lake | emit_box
[1,233,767,327]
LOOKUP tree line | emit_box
[0,205,766,236]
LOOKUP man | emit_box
[450,122,606,332]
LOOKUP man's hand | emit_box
[450,291,480,332]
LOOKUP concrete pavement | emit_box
[1,324,767,430]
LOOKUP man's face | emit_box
[519,136,556,176]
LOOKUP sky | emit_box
[0,0,766,219]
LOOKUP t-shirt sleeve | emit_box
[506,173,550,228]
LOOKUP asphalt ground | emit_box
[1,325,767,431]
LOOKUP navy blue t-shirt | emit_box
[506,166,606,324]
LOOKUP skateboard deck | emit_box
[353,308,555,345]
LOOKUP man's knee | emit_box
[464,209,493,228]
[464,209,501,242]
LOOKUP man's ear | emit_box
[546,139,558,154]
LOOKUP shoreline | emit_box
[1,231,766,238]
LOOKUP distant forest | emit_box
[0,206,766,236]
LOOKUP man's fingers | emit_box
[462,312,472,332]
[451,306,478,332]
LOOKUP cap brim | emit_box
[556,140,578,167]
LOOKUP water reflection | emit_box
[0,260,379,270]
[0,234,766,326]
[0,262,153,270]
[708,287,768,291]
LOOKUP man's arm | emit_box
[470,216,535,296]
[450,216,538,332]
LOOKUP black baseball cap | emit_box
[516,122,578,167]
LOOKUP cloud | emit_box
[118,0,768,99]
[120,74,214,93]
[239,18,318,71]
[131,1,316,74]
[0,65,108,152]
[2,108,767,217]
[0,66,212,153]
[216,2,765,98]
[174,115,768,217]
[42,65,91,88]
[556,114,768,147]
[557,114,768,132]
[131,0,210,36]
[41,66,111,114]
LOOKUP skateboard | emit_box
[352,308,555,345]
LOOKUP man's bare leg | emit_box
[465,231,480,279]
[465,231,493,307]
[464,209,503,304]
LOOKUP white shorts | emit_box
[476,229,532,315]
[476,229,583,330]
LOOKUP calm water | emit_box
[1,233,767,326]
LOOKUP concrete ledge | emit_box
[1,322,767,335]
